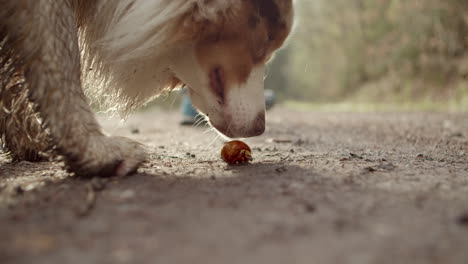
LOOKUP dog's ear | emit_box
[176,1,240,41]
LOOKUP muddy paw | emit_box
[65,136,147,178]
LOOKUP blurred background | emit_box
[269,0,468,111]
[155,0,468,112]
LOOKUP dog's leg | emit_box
[0,71,50,161]
[2,1,146,177]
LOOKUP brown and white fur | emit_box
[0,0,294,177]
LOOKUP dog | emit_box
[0,0,294,177]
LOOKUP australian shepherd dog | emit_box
[0,0,294,177]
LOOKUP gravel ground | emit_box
[1,107,467,264]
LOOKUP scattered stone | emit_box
[252,147,262,152]
[267,138,292,144]
[303,203,316,213]
[130,128,140,134]
[450,132,463,138]
[377,163,397,171]
[333,218,348,232]
[350,153,364,159]
[457,213,468,227]
[294,139,308,146]
[14,186,24,195]
[275,166,288,173]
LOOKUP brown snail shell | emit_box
[221,140,253,165]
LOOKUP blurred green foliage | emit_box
[266,0,468,106]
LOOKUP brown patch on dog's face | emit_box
[194,0,293,91]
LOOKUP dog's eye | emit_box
[267,34,274,42]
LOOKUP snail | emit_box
[221,140,253,165]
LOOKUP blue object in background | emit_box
[181,92,199,118]
[264,89,276,110]
[180,89,201,126]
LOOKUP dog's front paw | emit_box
[65,136,147,178]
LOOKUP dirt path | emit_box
[1,108,468,264]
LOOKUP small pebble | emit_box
[457,213,468,226]
[14,186,24,195]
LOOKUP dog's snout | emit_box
[202,64,266,138]
[211,110,265,138]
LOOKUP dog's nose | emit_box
[212,111,265,138]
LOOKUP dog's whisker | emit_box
[193,118,203,128]
[203,127,214,134]
[193,113,207,128]
[209,133,221,146]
